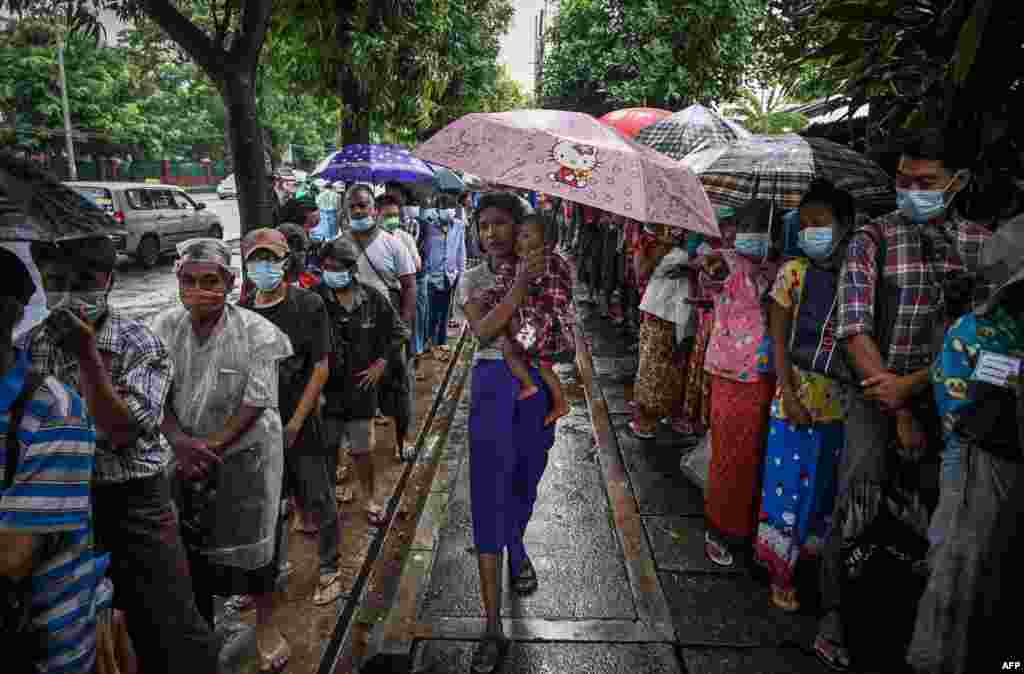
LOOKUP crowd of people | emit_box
[3,124,1021,674]
[0,179,471,674]
[558,127,1019,674]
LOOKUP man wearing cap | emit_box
[21,236,221,674]
[152,238,293,672]
[240,228,342,605]
[1,246,109,674]
[316,235,409,527]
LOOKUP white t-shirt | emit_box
[391,228,422,272]
[355,229,417,298]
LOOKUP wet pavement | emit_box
[345,270,834,673]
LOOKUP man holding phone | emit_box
[21,236,220,674]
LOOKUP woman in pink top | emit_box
[697,199,781,568]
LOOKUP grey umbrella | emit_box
[0,152,119,243]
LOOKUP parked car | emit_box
[217,174,237,199]
[66,182,223,268]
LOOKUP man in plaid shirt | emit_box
[21,236,220,674]
[814,129,994,670]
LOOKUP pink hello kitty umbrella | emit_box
[412,109,718,236]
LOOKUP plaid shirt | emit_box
[835,210,994,375]
[484,251,577,364]
[19,311,174,484]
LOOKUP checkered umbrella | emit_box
[634,104,751,161]
[696,134,895,212]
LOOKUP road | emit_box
[109,193,243,322]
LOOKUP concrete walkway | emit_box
[353,280,832,673]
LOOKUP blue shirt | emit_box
[424,211,466,286]
[0,351,107,674]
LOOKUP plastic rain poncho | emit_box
[151,304,293,569]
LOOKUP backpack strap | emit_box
[5,372,44,490]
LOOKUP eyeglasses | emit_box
[178,273,226,292]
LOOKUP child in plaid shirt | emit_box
[488,214,576,426]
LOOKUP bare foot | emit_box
[544,399,570,426]
[517,385,540,400]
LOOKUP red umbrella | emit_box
[598,108,673,139]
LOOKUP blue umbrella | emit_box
[426,162,465,193]
[312,144,436,185]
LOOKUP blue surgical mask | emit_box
[734,232,769,259]
[349,216,374,232]
[323,270,353,288]
[798,226,834,260]
[896,190,948,224]
[247,260,286,291]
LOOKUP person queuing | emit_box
[0,247,109,674]
[313,180,343,244]
[377,194,423,276]
[455,192,553,674]
[814,129,993,672]
[22,235,221,674]
[424,194,467,359]
[753,181,855,614]
[315,236,409,529]
[239,229,342,607]
[630,226,694,440]
[343,184,418,462]
[697,199,781,569]
[152,238,294,674]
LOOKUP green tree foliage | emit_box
[718,88,809,134]
[539,0,763,116]
[790,0,1024,219]
[269,0,523,145]
[0,18,217,156]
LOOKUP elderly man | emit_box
[1,246,108,674]
[152,238,294,673]
[22,235,220,674]
[343,184,418,461]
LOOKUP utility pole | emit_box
[56,32,77,181]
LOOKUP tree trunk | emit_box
[336,3,370,147]
[221,71,273,235]
[222,120,234,175]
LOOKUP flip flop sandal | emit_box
[367,505,388,527]
[224,594,257,612]
[771,585,800,613]
[510,558,539,595]
[704,532,734,568]
[398,444,418,462]
[335,486,355,503]
[313,571,344,606]
[335,465,350,484]
[627,420,656,440]
[471,635,508,674]
[258,636,291,673]
[813,635,851,672]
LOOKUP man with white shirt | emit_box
[343,184,419,461]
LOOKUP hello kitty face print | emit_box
[548,140,599,189]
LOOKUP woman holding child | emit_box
[455,191,575,673]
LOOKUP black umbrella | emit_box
[0,151,119,243]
